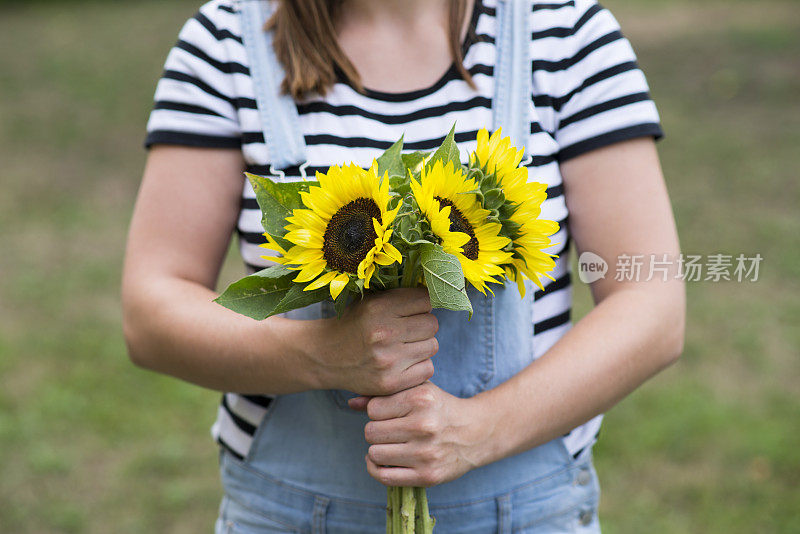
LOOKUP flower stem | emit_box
[401,486,416,533]
[416,486,435,532]
[392,486,402,533]
[385,263,400,290]
[414,488,424,531]
[390,251,427,532]
[400,250,420,288]
[387,486,393,534]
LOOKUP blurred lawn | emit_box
[0,0,797,532]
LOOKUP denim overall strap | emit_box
[493,0,533,152]
[238,0,308,173]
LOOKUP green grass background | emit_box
[0,0,798,532]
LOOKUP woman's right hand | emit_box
[310,288,439,397]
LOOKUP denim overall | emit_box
[218,1,600,532]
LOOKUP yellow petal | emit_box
[362,264,375,289]
[372,217,383,238]
[358,249,376,278]
[284,246,324,265]
[285,228,323,249]
[300,188,337,219]
[449,231,471,248]
[329,273,350,300]
[293,261,325,283]
[516,273,527,298]
[382,205,401,227]
[286,209,327,233]
[383,242,403,264]
[261,233,287,254]
[373,252,396,266]
[305,271,336,291]
[259,253,288,264]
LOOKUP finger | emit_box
[400,338,439,367]
[397,359,435,391]
[397,313,438,343]
[368,443,416,468]
[348,396,371,411]
[384,288,432,317]
[366,391,415,421]
[364,418,414,444]
[365,455,421,487]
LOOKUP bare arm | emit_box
[361,138,686,486]
[471,137,685,465]
[122,146,319,393]
[122,146,437,395]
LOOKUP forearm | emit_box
[122,276,326,394]
[471,284,685,467]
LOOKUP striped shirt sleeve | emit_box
[145,3,242,149]
[552,0,663,161]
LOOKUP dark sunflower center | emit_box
[322,197,381,273]
[435,196,479,260]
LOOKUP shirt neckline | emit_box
[337,0,483,103]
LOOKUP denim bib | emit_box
[218,284,599,532]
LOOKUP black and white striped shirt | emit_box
[146,0,663,461]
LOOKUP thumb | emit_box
[347,395,371,411]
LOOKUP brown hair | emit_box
[268,0,476,99]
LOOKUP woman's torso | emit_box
[214,0,600,470]
[145,0,664,527]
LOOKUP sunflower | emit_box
[411,160,512,294]
[261,163,402,300]
[471,128,559,296]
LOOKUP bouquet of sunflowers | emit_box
[216,125,559,533]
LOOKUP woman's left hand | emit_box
[348,382,491,487]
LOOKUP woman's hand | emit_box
[350,382,490,487]
[310,288,439,397]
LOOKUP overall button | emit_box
[578,509,594,526]
[575,467,592,486]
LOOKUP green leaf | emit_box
[483,188,506,210]
[401,151,430,173]
[389,174,411,197]
[375,136,406,179]
[425,125,461,172]
[213,265,294,320]
[333,288,353,318]
[400,235,432,247]
[418,242,473,318]
[254,195,289,237]
[257,197,291,238]
[396,213,428,246]
[501,217,522,241]
[387,193,403,211]
[271,283,330,316]
[246,172,313,211]
[246,173,317,238]
[466,167,485,183]
[254,264,293,278]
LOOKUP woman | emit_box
[122,0,685,531]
